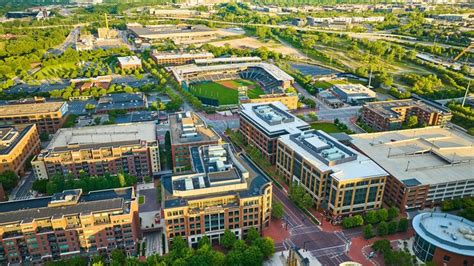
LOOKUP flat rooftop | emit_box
[364,99,451,118]
[117,55,141,65]
[169,112,220,146]
[0,187,134,225]
[0,124,34,155]
[413,212,474,257]
[333,83,376,96]
[279,130,387,181]
[350,126,474,186]
[163,144,271,209]
[128,24,215,38]
[240,102,309,136]
[47,121,157,149]
[0,101,66,117]
[152,52,214,60]
[194,56,262,65]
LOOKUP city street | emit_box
[10,171,35,200]
[240,154,352,265]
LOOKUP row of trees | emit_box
[342,207,400,228]
[447,101,474,135]
[441,197,474,222]
[363,218,409,239]
[32,172,137,195]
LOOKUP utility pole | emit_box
[462,80,470,107]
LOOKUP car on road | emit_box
[368,251,375,258]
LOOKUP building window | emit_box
[443,255,450,262]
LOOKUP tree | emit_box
[253,237,275,258]
[372,239,391,254]
[364,224,374,239]
[221,229,237,249]
[110,249,126,265]
[32,179,48,194]
[243,245,264,266]
[365,210,379,224]
[246,227,260,244]
[387,207,399,221]
[378,221,388,236]
[377,208,388,222]
[198,235,210,248]
[272,201,284,219]
[406,116,418,128]
[0,171,19,191]
[388,221,398,235]
[40,132,50,141]
[353,215,364,227]
[398,218,408,232]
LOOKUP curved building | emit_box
[412,212,474,265]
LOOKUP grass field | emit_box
[310,122,341,133]
[190,79,264,105]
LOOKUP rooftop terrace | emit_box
[350,126,474,186]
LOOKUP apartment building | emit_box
[169,112,220,173]
[276,130,387,217]
[360,99,452,131]
[0,187,139,265]
[151,51,214,65]
[0,124,41,176]
[32,122,160,180]
[162,143,272,246]
[351,126,474,212]
[0,102,68,134]
[239,102,309,164]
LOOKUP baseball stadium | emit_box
[169,58,298,109]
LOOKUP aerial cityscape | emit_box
[0,0,472,265]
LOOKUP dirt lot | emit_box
[208,36,306,58]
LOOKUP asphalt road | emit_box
[10,171,35,200]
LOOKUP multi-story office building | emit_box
[32,122,160,180]
[0,102,68,134]
[351,126,474,212]
[0,187,139,265]
[162,143,272,246]
[0,124,41,176]
[151,51,214,65]
[360,99,452,131]
[169,112,220,173]
[276,130,387,216]
[239,102,309,164]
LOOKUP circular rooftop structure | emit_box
[412,212,474,261]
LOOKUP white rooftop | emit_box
[279,130,387,181]
[48,122,157,148]
[152,52,214,60]
[333,83,376,96]
[194,56,261,65]
[240,102,309,135]
[117,56,142,65]
[413,212,474,257]
[350,126,474,186]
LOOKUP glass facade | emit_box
[413,233,436,262]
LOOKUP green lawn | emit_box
[34,62,77,80]
[247,86,265,99]
[190,81,239,105]
[138,195,145,205]
[310,122,341,133]
[313,80,333,89]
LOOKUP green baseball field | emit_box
[189,79,264,106]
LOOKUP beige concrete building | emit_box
[276,130,387,217]
[162,143,272,246]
